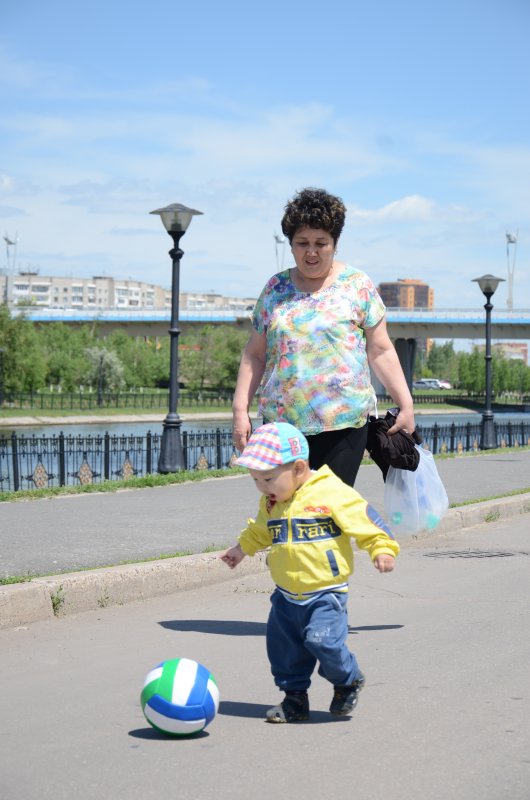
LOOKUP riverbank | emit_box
[0,407,480,428]
[0,411,236,427]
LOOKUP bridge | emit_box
[12,305,530,391]
[13,305,530,340]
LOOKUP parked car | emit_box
[412,378,444,390]
[438,379,453,389]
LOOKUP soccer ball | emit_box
[141,657,220,736]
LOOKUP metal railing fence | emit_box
[1,389,529,412]
[0,389,235,411]
[0,428,238,493]
[415,419,530,455]
[1,420,529,494]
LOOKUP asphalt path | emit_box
[1,514,528,800]
[1,450,530,579]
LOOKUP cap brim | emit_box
[235,453,283,470]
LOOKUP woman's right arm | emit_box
[232,328,267,451]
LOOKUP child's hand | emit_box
[374,554,395,573]
[220,544,245,569]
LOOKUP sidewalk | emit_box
[1,514,528,800]
[0,410,236,427]
[1,449,529,629]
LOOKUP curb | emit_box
[1,494,529,630]
[0,551,269,630]
[435,493,530,533]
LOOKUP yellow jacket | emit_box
[239,465,399,601]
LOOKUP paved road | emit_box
[1,514,528,800]
[1,450,530,578]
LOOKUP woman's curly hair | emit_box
[281,188,346,244]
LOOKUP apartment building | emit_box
[377,278,434,357]
[0,272,171,309]
[180,291,256,313]
[377,278,434,309]
[0,272,258,313]
[492,342,528,363]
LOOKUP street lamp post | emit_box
[472,273,505,450]
[0,347,4,407]
[97,350,105,407]
[150,203,203,473]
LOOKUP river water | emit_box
[2,410,530,438]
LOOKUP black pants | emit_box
[305,424,368,487]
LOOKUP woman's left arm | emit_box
[365,317,416,435]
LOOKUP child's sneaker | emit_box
[266,691,310,723]
[329,673,366,716]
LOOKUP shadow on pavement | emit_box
[219,700,351,724]
[128,727,210,740]
[348,624,404,633]
[158,620,403,636]
[159,619,267,636]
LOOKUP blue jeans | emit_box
[266,589,361,693]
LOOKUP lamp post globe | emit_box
[150,203,203,473]
[472,274,505,450]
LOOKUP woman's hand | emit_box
[232,409,252,452]
[387,407,416,436]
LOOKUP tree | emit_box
[425,341,459,385]
[0,306,47,393]
[213,326,250,387]
[457,348,484,393]
[40,323,93,391]
[179,325,248,390]
[84,347,125,400]
[492,353,509,396]
[104,329,169,389]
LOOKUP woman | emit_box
[232,187,415,486]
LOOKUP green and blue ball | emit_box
[141,657,219,736]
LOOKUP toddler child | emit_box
[221,421,399,723]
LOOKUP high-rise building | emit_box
[377,279,434,363]
[377,278,434,309]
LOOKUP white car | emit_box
[412,378,444,390]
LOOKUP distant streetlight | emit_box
[472,273,505,450]
[150,203,203,473]
[274,232,286,271]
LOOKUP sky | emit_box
[1,0,529,311]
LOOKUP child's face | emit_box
[249,461,305,504]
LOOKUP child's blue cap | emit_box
[235,422,309,471]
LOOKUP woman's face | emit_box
[291,226,335,282]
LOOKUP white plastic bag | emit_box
[384,445,449,536]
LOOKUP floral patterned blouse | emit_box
[252,265,386,435]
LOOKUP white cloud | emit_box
[1,52,529,310]
[348,195,436,223]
